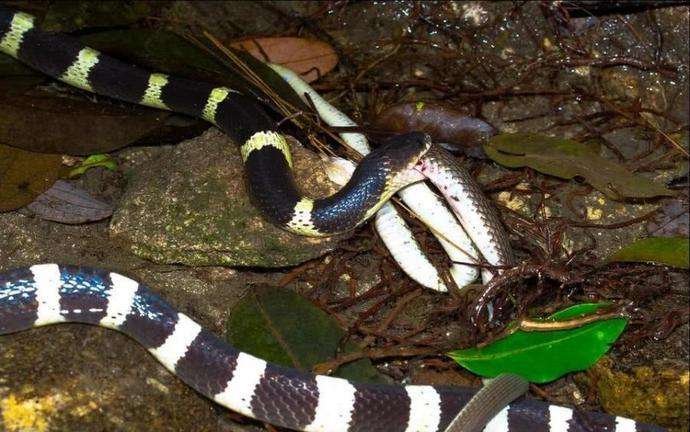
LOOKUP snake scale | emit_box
[0,6,663,432]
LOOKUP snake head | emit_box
[375,132,431,189]
[353,132,431,222]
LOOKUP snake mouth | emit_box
[382,132,432,189]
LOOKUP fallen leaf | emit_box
[0,76,46,97]
[230,37,338,83]
[4,28,310,155]
[0,144,62,212]
[484,133,674,200]
[0,53,45,96]
[448,303,627,383]
[25,180,113,224]
[0,90,167,155]
[226,285,388,383]
[372,101,496,150]
[609,237,689,269]
[646,198,689,237]
[0,52,40,79]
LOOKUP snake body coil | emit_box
[0,7,663,432]
[0,265,663,431]
[0,6,426,236]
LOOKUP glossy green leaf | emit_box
[68,154,117,178]
[226,285,388,384]
[547,303,610,320]
[484,133,673,200]
[448,303,627,383]
[609,237,689,269]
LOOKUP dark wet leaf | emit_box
[41,0,153,32]
[646,199,689,237]
[0,90,167,155]
[0,52,40,78]
[230,37,338,83]
[134,115,211,147]
[25,180,112,224]
[485,133,674,200]
[609,237,689,269]
[0,144,62,212]
[372,102,496,150]
[0,75,46,97]
[68,154,117,178]
[4,28,307,154]
[448,303,627,383]
[226,285,388,384]
[0,54,44,96]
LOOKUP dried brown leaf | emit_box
[229,37,338,82]
[26,180,113,224]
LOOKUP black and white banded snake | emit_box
[0,6,663,432]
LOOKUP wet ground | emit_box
[1,1,688,431]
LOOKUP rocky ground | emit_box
[1,1,688,431]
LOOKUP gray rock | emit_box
[110,129,347,267]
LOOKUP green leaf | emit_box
[547,303,610,320]
[448,303,627,383]
[226,285,388,384]
[68,154,117,178]
[484,133,673,200]
[609,237,689,269]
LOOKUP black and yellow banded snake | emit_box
[0,6,662,432]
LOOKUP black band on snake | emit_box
[0,7,662,432]
[0,264,662,432]
[0,6,425,237]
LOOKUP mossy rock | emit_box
[585,357,689,431]
[110,129,347,267]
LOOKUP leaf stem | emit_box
[518,311,628,332]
